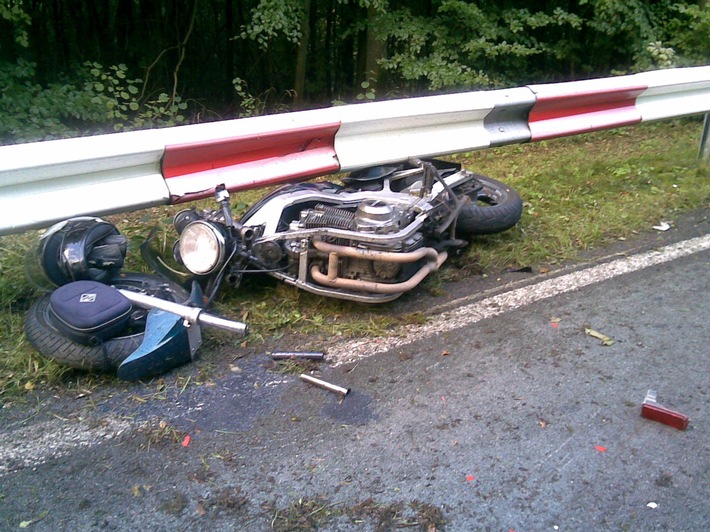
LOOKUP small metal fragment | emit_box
[299,373,350,397]
[271,351,325,361]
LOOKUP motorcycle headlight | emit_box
[178,221,227,275]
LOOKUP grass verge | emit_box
[1,119,708,398]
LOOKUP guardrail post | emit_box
[700,113,710,161]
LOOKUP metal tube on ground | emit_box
[272,352,325,361]
[300,373,350,397]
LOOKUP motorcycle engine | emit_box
[297,200,423,282]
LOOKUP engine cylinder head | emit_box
[354,200,402,233]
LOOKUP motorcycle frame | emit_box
[238,166,479,303]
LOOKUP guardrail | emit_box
[1,65,709,236]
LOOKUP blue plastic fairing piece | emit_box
[117,309,192,381]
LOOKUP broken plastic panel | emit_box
[641,390,689,431]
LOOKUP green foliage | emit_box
[240,0,303,49]
[667,3,710,65]
[85,63,188,130]
[636,41,677,71]
[456,121,709,270]
[232,76,296,117]
[3,1,710,115]
[0,60,189,144]
[0,0,30,48]
[356,80,376,101]
[379,2,586,90]
[0,59,97,142]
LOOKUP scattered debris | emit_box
[271,351,325,361]
[182,435,191,447]
[300,373,350,398]
[595,445,608,453]
[584,327,615,346]
[653,221,671,231]
[19,511,48,528]
[641,390,689,430]
[465,475,475,482]
[196,486,249,518]
[647,502,658,509]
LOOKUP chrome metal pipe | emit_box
[312,239,440,263]
[300,374,350,397]
[310,250,447,295]
[272,351,325,361]
[118,289,248,336]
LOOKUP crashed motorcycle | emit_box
[147,157,523,304]
[24,158,522,378]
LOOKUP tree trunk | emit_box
[224,0,235,102]
[363,5,386,89]
[294,0,312,106]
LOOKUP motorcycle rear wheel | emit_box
[24,272,190,372]
[456,175,523,235]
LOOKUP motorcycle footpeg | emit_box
[117,308,199,381]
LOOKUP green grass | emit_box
[454,120,709,270]
[1,119,708,398]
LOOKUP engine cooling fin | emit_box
[301,204,355,229]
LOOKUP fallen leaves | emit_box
[19,512,48,528]
[584,327,615,346]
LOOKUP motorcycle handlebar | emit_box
[117,289,248,336]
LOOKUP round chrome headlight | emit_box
[178,221,226,275]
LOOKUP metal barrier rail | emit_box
[1,65,709,236]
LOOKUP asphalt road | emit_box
[1,214,708,531]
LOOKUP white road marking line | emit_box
[326,234,710,366]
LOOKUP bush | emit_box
[0,60,189,145]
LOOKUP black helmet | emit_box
[25,217,128,290]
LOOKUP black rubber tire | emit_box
[24,272,190,372]
[456,175,523,235]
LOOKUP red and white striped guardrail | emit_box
[1,65,709,236]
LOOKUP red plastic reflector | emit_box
[641,402,689,431]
